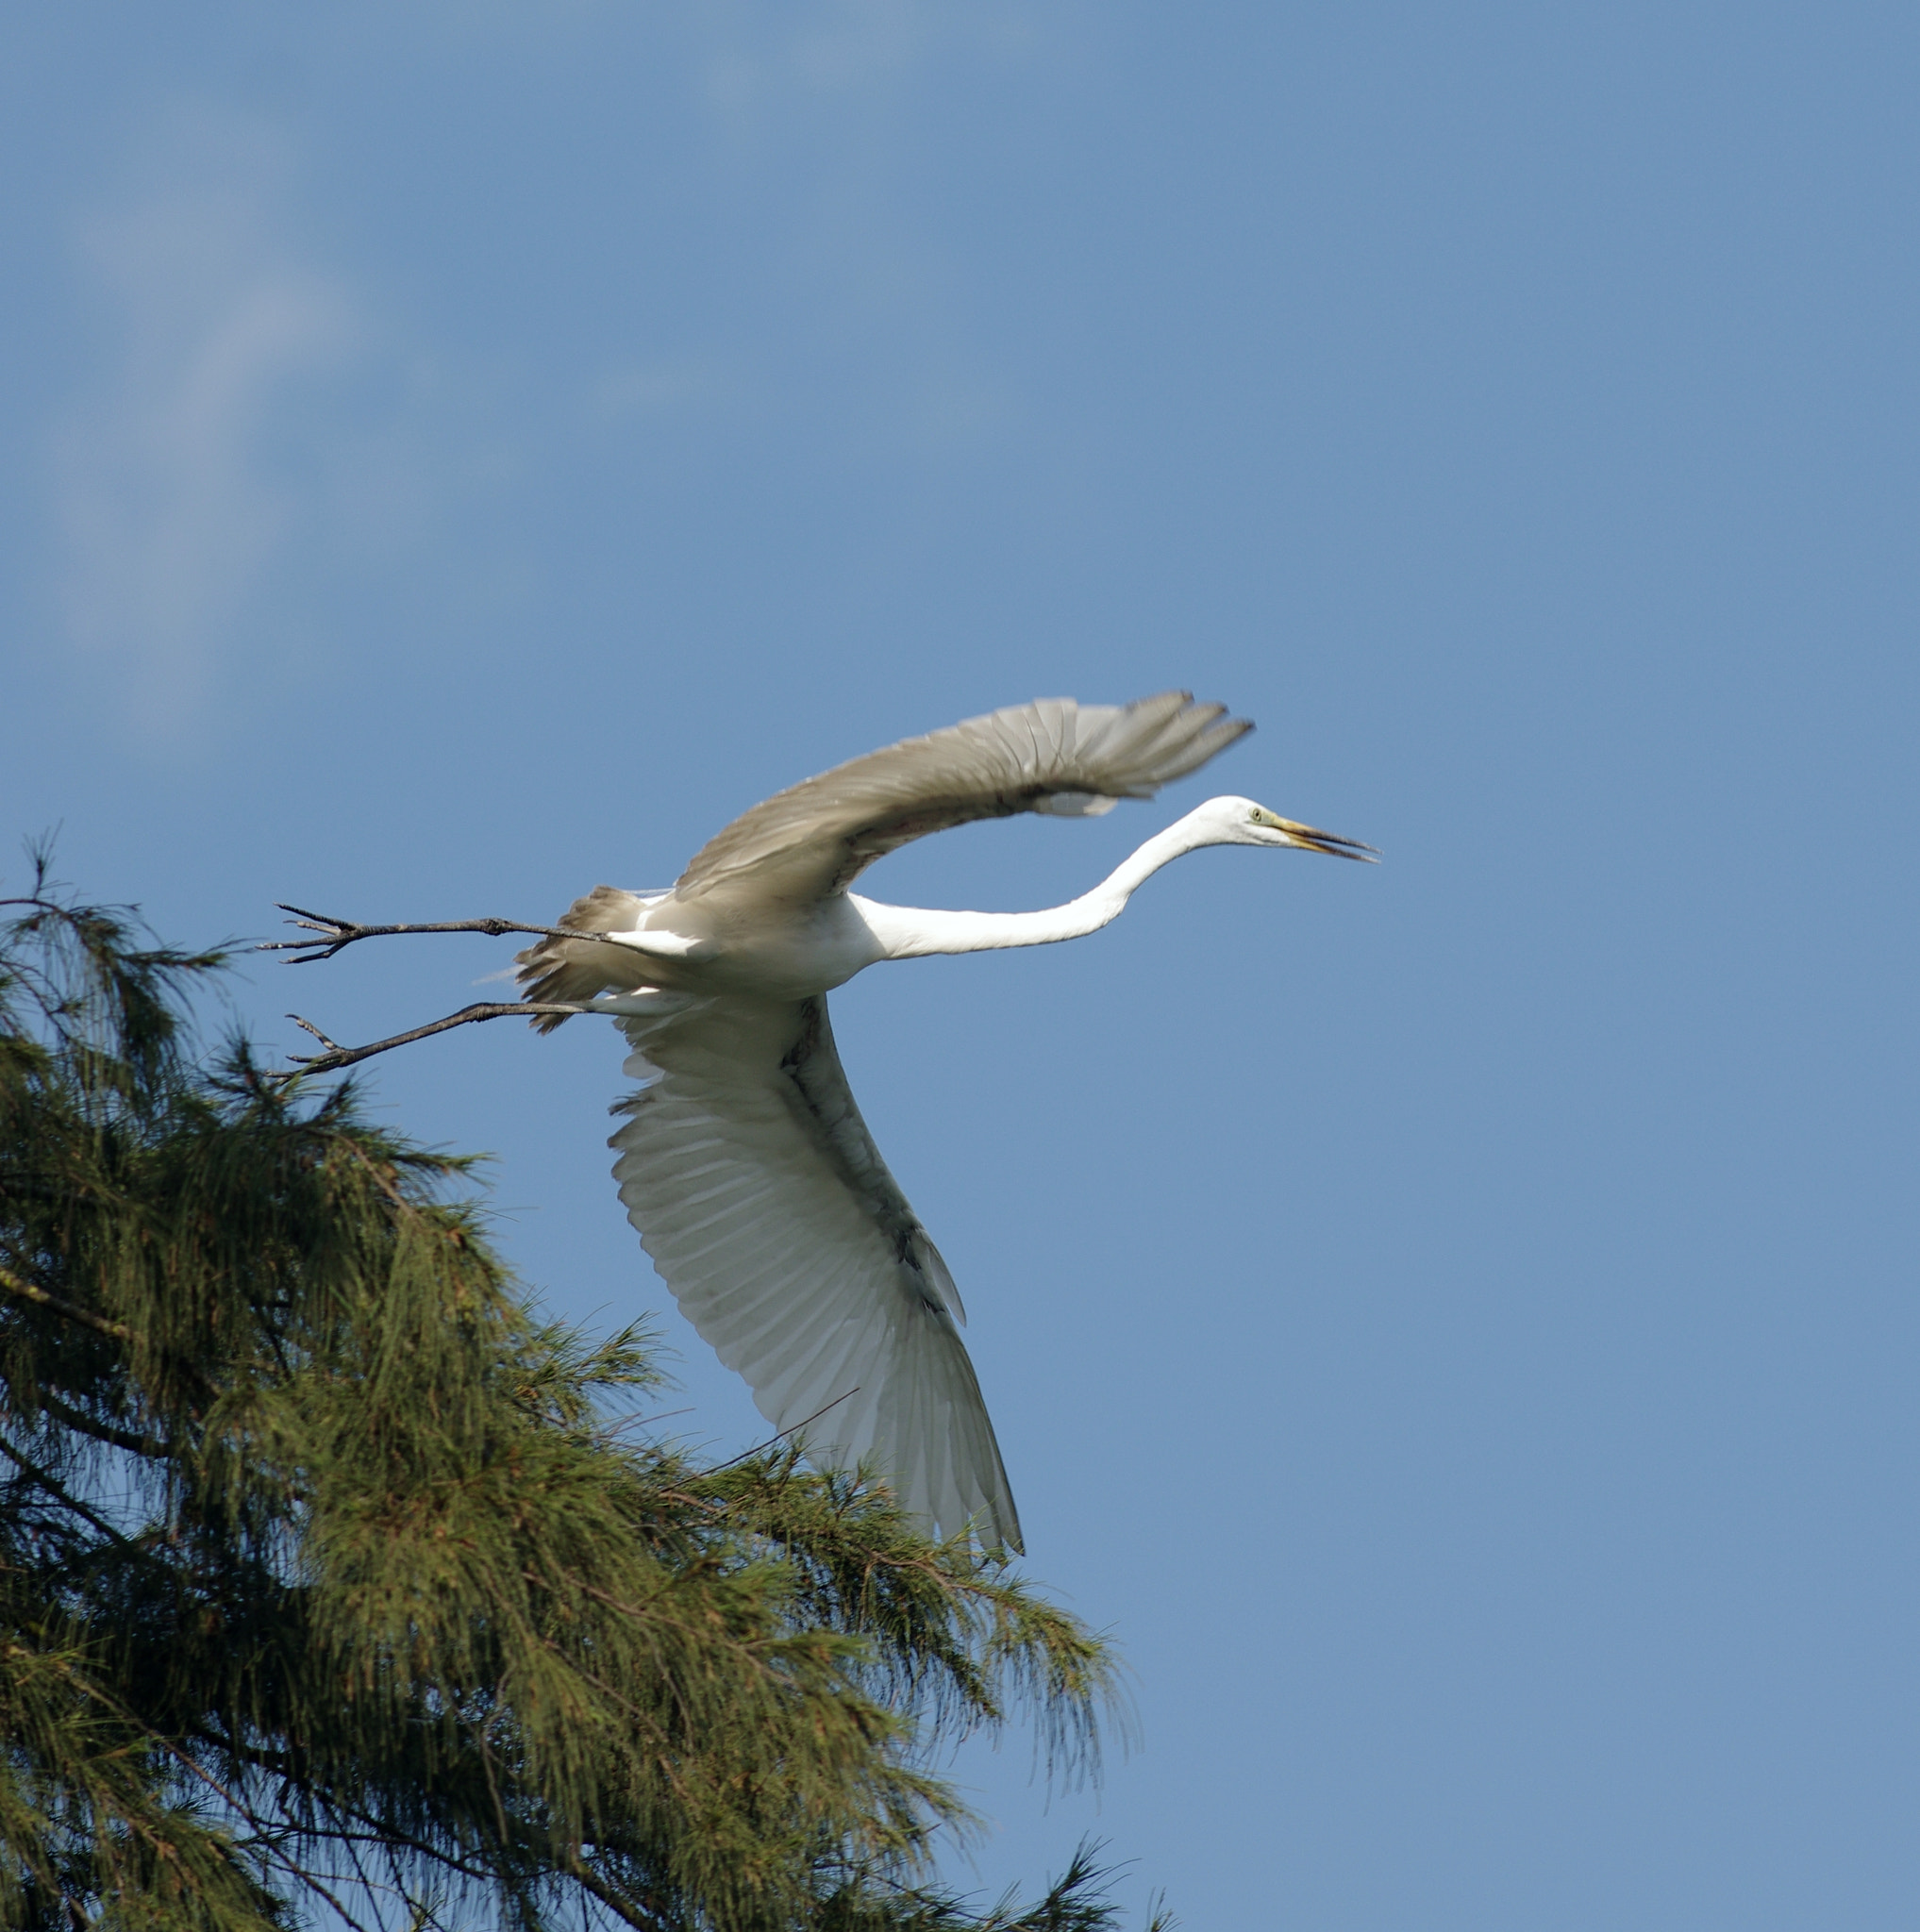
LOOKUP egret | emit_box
[271,693,1373,1553]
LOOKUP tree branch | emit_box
[260,905,634,965]
[280,1003,593,1078]
[707,1388,862,1473]
[35,1390,170,1460]
[0,1263,133,1342]
[564,1854,677,1932]
[191,1726,544,1898]
[0,1435,141,1549]
[193,1724,679,1932]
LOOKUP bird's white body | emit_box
[593,890,886,998]
[512,696,1371,1552]
[588,799,1299,993]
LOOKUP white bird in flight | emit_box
[274,694,1373,1553]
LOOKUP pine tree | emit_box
[0,869,1168,1932]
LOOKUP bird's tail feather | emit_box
[514,884,655,1029]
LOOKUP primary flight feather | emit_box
[506,693,1373,1554]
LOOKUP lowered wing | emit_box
[676,691,1252,912]
[609,992,1022,1552]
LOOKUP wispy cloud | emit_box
[53,108,359,737]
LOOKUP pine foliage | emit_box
[0,873,1163,1932]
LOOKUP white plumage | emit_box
[606,995,1015,1546]
[512,693,1373,1553]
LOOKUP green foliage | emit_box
[0,868,1164,1932]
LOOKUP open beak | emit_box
[1277,818,1379,862]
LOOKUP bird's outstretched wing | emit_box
[609,991,1022,1552]
[676,691,1251,909]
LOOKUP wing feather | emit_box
[675,691,1252,908]
[609,992,1022,1551]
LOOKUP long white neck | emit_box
[853,810,1223,960]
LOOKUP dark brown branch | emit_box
[0,1436,141,1549]
[0,1263,133,1342]
[565,1855,676,1932]
[189,1729,494,1879]
[36,1391,169,1460]
[281,1002,591,1077]
[260,904,632,965]
[189,1725,541,1893]
[244,1670,676,1928]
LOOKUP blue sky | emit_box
[4,4,1917,1924]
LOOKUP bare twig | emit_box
[260,905,631,965]
[707,1389,861,1474]
[281,1003,593,1078]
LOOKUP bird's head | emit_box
[1191,794,1378,860]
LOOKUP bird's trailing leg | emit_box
[259,904,635,966]
[281,1002,593,1077]
[264,900,704,1078]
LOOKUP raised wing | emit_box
[676,691,1252,910]
[609,992,1022,1552]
